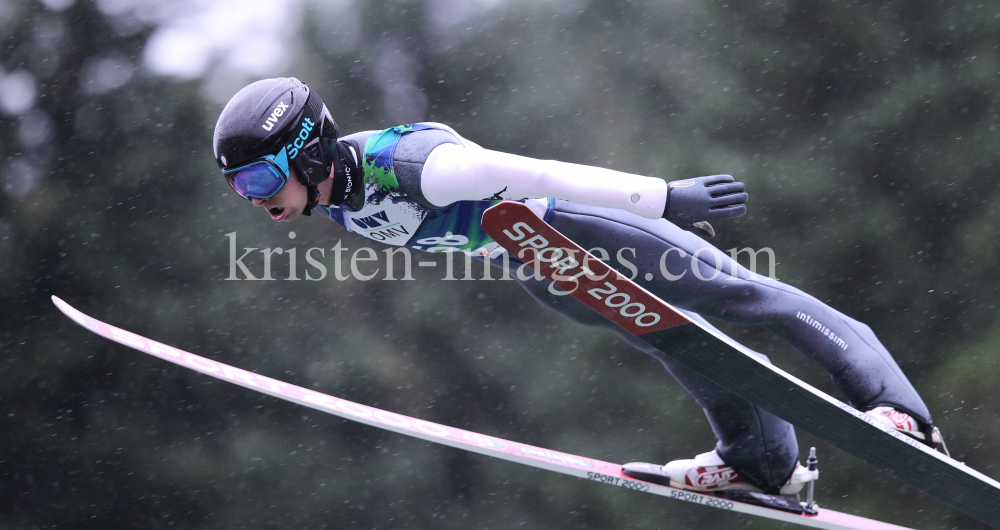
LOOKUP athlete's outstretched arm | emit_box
[420,142,747,224]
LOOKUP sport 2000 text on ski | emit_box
[497,218,689,334]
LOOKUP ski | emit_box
[480,201,1000,529]
[51,295,910,530]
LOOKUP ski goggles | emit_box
[223,148,291,200]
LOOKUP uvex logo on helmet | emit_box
[261,101,289,131]
[286,117,315,159]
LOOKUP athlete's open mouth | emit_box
[268,207,285,221]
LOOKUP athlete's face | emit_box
[250,168,307,222]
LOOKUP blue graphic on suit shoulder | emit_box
[322,123,535,256]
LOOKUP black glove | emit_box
[662,175,747,237]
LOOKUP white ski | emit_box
[53,295,912,530]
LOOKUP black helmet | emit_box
[214,77,348,214]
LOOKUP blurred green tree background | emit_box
[2,0,999,528]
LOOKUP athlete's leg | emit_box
[503,272,798,492]
[544,200,932,425]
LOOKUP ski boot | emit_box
[622,449,819,515]
[866,406,950,456]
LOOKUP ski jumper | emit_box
[320,123,932,492]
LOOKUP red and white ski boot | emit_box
[866,406,950,455]
[661,449,817,494]
[622,449,820,515]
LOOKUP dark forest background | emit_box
[3,0,1000,528]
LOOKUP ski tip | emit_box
[51,296,79,322]
[51,295,70,313]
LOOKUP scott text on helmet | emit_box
[286,117,315,159]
